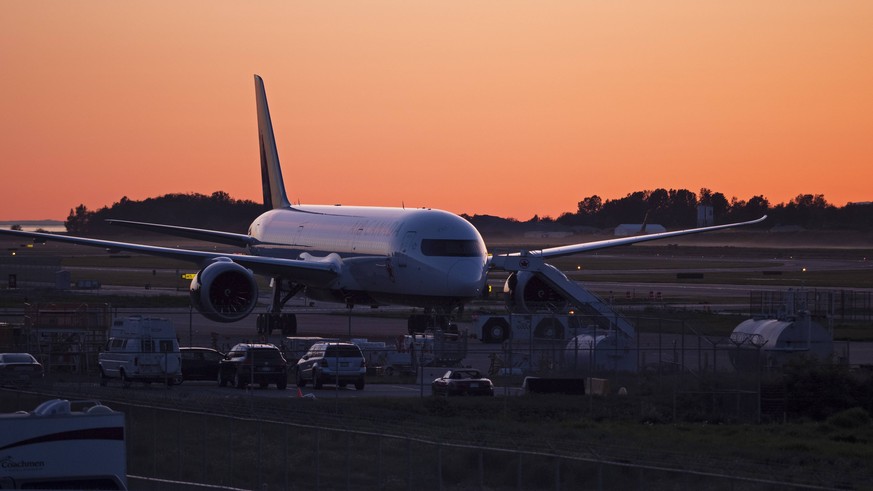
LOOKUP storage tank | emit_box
[728,312,832,369]
[564,331,637,372]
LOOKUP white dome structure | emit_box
[729,313,832,369]
[564,331,637,372]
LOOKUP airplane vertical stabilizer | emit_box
[255,75,292,210]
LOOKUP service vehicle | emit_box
[0,399,127,490]
[98,316,182,387]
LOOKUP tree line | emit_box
[470,189,872,231]
[64,192,264,235]
[62,188,872,235]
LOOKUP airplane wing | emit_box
[493,215,766,263]
[0,228,338,286]
[105,219,256,248]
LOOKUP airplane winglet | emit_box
[255,75,292,210]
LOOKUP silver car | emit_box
[0,353,44,387]
[295,342,366,390]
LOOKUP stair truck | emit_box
[475,254,638,372]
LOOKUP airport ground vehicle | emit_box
[180,347,224,382]
[98,316,182,387]
[431,369,494,396]
[0,399,127,490]
[218,343,288,389]
[381,330,468,375]
[295,342,366,390]
[0,353,43,387]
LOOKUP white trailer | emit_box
[0,399,127,490]
[381,330,468,375]
[98,316,182,386]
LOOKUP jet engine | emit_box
[503,271,569,313]
[190,258,258,322]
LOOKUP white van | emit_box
[98,316,182,386]
[0,399,127,490]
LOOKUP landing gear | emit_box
[407,305,464,334]
[257,277,304,335]
[256,313,297,336]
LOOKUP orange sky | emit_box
[2,1,872,222]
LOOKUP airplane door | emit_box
[398,231,417,267]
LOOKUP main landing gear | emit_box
[257,277,302,336]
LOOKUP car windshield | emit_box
[325,346,362,358]
[3,354,34,363]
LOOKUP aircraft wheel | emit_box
[482,318,510,343]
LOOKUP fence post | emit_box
[437,443,443,491]
[554,457,561,491]
[479,449,484,490]
[315,427,320,490]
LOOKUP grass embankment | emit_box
[2,390,871,489]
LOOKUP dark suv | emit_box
[218,343,288,390]
[295,342,366,390]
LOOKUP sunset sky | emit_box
[2,2,872,222]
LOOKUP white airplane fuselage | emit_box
[248,205,489,308]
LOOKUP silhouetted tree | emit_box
[65,205,90,233]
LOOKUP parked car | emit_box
[0,353,44,387]
[180,347,224,382]
[218,343,288,389]
[295,342,366,390]
[431,369,494,396]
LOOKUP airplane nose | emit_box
[447,259,486,296]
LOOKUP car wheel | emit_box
[354,378,365,391]
[313,370,323,389]
[99,368,108,387]
[218,370,228,387]
[296,369,306,388]
[120,370,131,388]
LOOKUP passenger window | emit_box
[142,340,154,353]
[159,340,174,353]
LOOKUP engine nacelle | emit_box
[503,271,569,313]
[190,258,258,322]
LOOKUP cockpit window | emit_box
[420,239,483,257]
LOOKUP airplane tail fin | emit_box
[255,75,292,210]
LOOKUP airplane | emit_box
[0,75,765,334]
